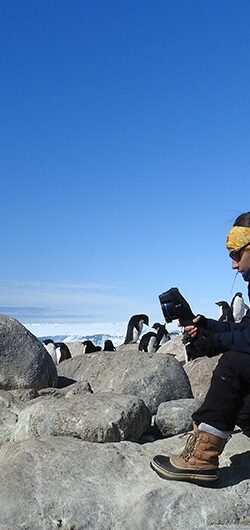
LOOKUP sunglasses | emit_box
[229,241,250,262]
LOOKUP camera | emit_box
[159,287,195,326]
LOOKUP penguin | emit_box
[124,314,149,344]
[138,332,157,353]
[82,340,102,353]
[43,338,61,365]
[215,301,235,322]
[103,339,116,351]
[230,292,247,322]
[152,322,171,348]
[43,338,54,346]
[54,342,72,363]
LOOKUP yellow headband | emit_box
[226,225,250,250]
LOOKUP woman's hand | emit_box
[183,315,206,338]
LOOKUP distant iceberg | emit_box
[23,321,128,347]
[23,320,179,347]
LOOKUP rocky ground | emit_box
[0,315,249,529]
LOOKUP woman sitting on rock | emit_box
[151,211,250,485]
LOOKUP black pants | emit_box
[192,351,250,432]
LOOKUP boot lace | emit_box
[180,431,199,462]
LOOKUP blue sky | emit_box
[0,0,249,324]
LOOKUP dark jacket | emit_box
[206,282,250,354]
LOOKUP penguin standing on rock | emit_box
[43,338,61,365]
[152,323,171,348]
[230,292,248,322]
[138,332,157,353]
[124,314,149,344]
[54,342,71,362]
[82,340,102,353]
[103,339,116,351]
[215,301,235,322]
[139,323,171,353]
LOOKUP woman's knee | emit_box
[216,350,250,372]
[213,350,250,392]
[215,350,242,371]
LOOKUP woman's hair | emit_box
[233,212,250,228]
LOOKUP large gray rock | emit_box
[0,315,58,390]
[0,431,249,529]
[64,341,85,357]
[13,393,151,443]
[57,350,192,414]
[184,355,222,403]
[155,398,199,437]
[157,334,187,363]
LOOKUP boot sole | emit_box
[150,458,219,483]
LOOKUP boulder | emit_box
[0,432,249,529]
[13,393,151,443]
[157,334,187,363]
[184,355,222,403]
[64,341,85,357]
[0,315,58,390]
[57,350,193,414]
[155,398,199,437]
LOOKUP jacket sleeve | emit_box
[207,310,250,354]
[206,318,243,333]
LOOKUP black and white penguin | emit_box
[215,301,235,322]
[152,322,171,348]
[82,340,102,353]
[54,342,72,363]
[124,314,149,344]
[43,338,54,347]
[230,292,247,322]
[43,339,55,346]
[43,338,60,365]
[103,339,116,351]
[138,332,157,353]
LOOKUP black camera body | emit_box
[159,287,195,326]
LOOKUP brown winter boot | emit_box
[150,424,229,484]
